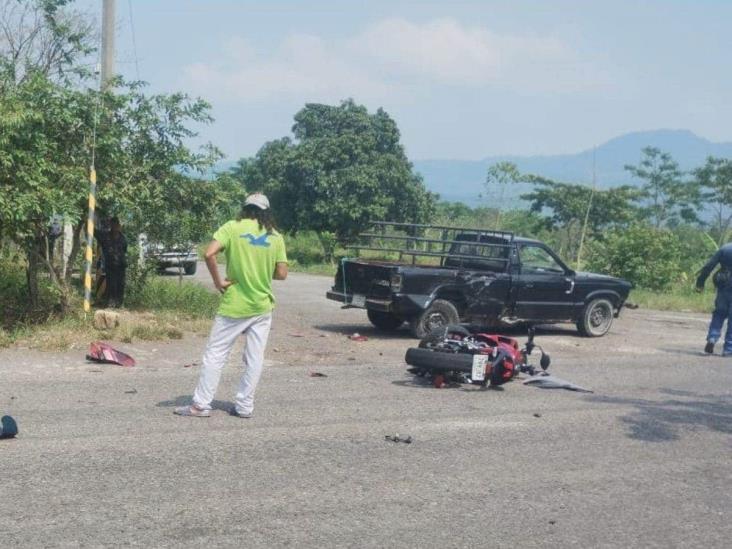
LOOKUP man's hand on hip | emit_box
[217,279,235,294]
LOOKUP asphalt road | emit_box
[1,265,730,547]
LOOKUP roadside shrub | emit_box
[0,257,61,328]
[671,224,718,276]
[126,277,219,317]
[586,224,683,290]
[284,231,326,264]
[284,231,348,266]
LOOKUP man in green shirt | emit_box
[175,193,288,418]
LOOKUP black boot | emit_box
[704,341,715,354]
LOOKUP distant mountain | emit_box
[414,129,732,205]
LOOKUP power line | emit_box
[127,0,140,80]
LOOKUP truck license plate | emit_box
[471,355,488,381]
[350,294,366,308]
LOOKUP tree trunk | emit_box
[64,222,83,284]
[317,232,337,264]
[26,244,40,310]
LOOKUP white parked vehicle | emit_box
[139,234,198,275]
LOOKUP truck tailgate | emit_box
[337,260,396,299]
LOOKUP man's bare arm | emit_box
[205,240,234,293]
[273,262,288,280]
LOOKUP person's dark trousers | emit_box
[707,286,732,355]
[106,266,126,308]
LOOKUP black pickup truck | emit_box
[326,222,632,338]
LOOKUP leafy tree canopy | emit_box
[232,99,437,257]
[0,72,222,307]
[624,146,700,227]
[694,156,732,245]
[520,175,641,232]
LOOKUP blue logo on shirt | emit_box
[240,233,271,247]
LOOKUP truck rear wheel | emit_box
[577,298,614,337]
[367,309,403,331]
[409,299,460,339]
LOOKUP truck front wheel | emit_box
[367,309,404,331]
[577,298,614,337]
[410,299,460,339]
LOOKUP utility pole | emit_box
[101,0,116,88]
[83,0,116,314]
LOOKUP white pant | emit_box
[192,313,272,414]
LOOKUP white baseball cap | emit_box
[244,193,270,210]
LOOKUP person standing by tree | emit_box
[175,193,288,418]
[697,242,732,356]
[99,217,128,308]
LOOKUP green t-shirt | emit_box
[213,219,287,318]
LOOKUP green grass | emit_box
[0,256,64,329]
[126,276,219,317]
[288,260,337,276]
[0,257,219,350]
[629,286,713,313]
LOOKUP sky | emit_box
[77,0,732,162]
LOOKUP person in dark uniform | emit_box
[100,217,128,308]
[697,242,732,356]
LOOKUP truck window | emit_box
[446,236,509,271]
[519,245,565,274]
[451,242,506,259]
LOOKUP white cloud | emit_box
[182,18,605,104]
[353,18,502,85]
[183,33,392,103]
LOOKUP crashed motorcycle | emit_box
[405,326,550,388]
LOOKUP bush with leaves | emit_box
[670,224,718,279]
[585,224,683,290]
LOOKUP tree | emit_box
[142,173,244,283]
[624,147,699,228]
[0,0,94,90]
[484,161,521,228]
[585,224,683,290]
[0,1,223,316]
[694,156,732,245]
[434,201,485,224]
[0,74,88,307]
[520,175,641,261]
[0,74,221,311]
[236,100,436,260]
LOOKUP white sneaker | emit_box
[174,405,210,417]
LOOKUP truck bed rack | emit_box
[345,221,515,267]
